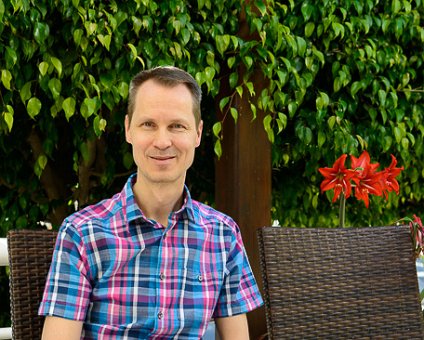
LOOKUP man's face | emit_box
[125,79,203,187]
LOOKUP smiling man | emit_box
[39,66,263,339]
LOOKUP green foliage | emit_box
[263,0,424,227]
[0,0,423,234]
[0,0,238,232]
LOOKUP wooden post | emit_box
[215,70,271,339]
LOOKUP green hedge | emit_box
[0,1,423,226]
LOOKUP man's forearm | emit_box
[215,313,250,340]
[42,316,83,340]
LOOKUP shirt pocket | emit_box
[180,269,221,324]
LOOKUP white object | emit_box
[0,239,8,266]
[0,327,12,339]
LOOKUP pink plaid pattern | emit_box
[39,174,263,339]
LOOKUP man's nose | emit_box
[153,128,172,149]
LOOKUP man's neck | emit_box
[132,177,185,227]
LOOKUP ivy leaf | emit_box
[378,89,386,108]
[3,105,14,132]
[230,107,238,124]
[219,97,229,111]
[332,22,345,39]
[316,91,330,110]
[216,35,230,56]
[255,1,267,16]
[214,140,222,159]
[394,126,403,143]
[34,22,50,44]
[305,22,315,38]
[278,112,287,130]
[227,56,236,69]
[27,97,42,119]
[73,28,83,46]
[318,130,326,147]
[181,28,190,45]
[229,72,238,89]
[132,16,142,35]
[128,43,138,60]
[392,0,401,14]
[251,103,257,120]
[401,137,409,150]
[93,116,107,137]
[212,122,222,138]
[245,82,255,96]
[0,0,4,22]
[296,36,307,57]
[118,81,129,99]
[97,34,112,50]
[288,102,298,118]
[263,114,274,143]
[1,69,12,90]
[48,78,62,99]
[243,55,253,70]
[204,66,216,84]
[5,46,17,68]
[50,57,62,77]
[350,81,362,96]
[62,97,76,121]
[35,154,48,178]
[301,3,314,21]
[80,97,98,119]
[38,61,49,76]
[20,82,32,103]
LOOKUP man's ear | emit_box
[195,120,203,147]
[124,115,132,144]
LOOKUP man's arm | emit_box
[215,313,250,340]
[41,316,83,340]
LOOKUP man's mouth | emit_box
[150,155,175,161]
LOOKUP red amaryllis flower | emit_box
[380,154,404,198]
[350,151,384,208]
[319,154,356,202]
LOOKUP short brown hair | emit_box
[127,66,202,126]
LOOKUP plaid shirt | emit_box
[39,174,263,339]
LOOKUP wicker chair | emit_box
[257,225,424,339]
[7,229,57,340]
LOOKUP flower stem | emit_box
[339,192,346,228]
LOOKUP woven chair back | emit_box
[257,226,424,339]
[8,229,57,340]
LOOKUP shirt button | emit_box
[158,311,163,319]
[159,273,165,280]
[197,274,203,282]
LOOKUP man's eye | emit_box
[141,122,154,127]
[172,124,186,129]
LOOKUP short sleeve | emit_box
[212,225,263,317]
[38,221,92,321]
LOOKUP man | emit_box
[39,66,263,339]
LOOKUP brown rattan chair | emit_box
[257,225,424,339]
[7,229,57,340]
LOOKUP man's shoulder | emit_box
[191,200,237,229]
[64,192,122,229]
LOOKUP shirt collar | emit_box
[122,173,196,224]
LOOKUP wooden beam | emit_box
[215,70,271,339]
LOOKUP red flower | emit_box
[380,154,404,198]
[350,151,385,208]
[319,154,356,202]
